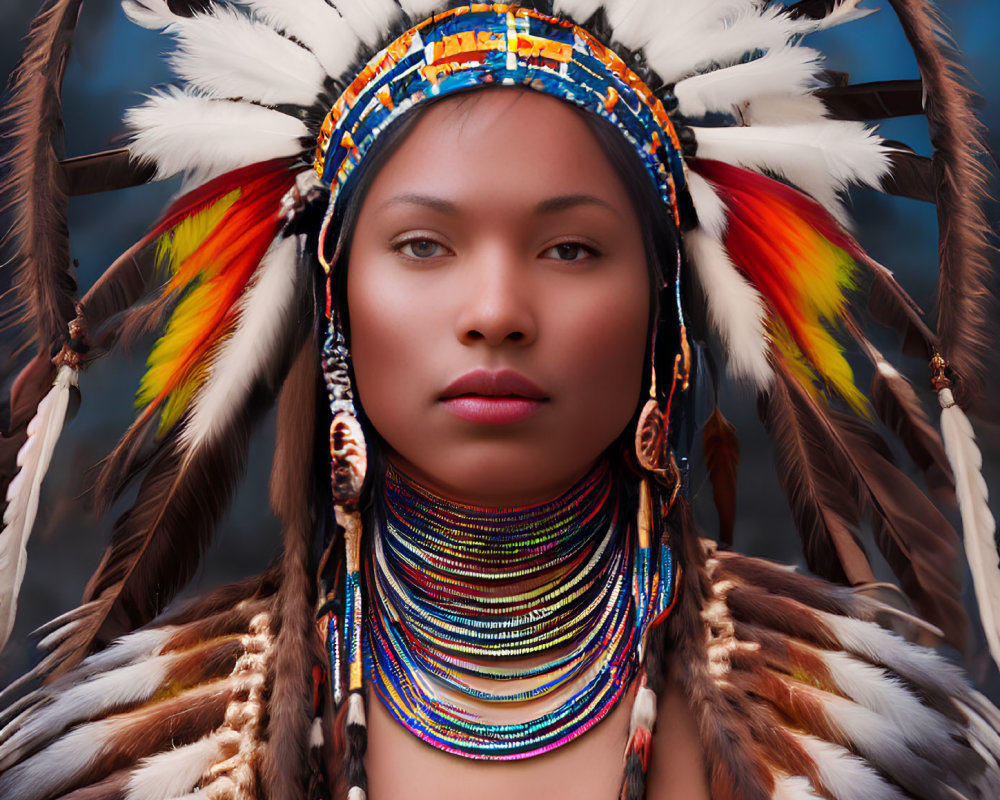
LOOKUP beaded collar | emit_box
[364,461,675,759]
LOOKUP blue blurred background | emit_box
[0,0,998,693]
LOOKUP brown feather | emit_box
[59,149,155,197]
[701,406,739,548]
[888,0,997,408]
[816,79,924,121]
[0,0,82,354]
[860,251,939,359]
[34,426,254,679]
[76,241,160,358]
[881,146,936,204]
[758,373,874,587]
[52,681,233,797]
[261,336,321,800]
[868,357,956,504]
[662,502,775,800]
[56,771,129,800]
[771,362,966,647]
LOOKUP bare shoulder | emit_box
[645,675,710,800]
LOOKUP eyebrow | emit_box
[377,193,460,214]
[376,193,620,217]
[534,194,620,217]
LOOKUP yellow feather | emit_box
[155,190,241,278]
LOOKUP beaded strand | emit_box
[362,462,677,762]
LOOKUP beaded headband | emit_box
[314,4,685,237]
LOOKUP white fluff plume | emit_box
[552,0,604,23]
[642,0,765,84]
[938,387,1000,667]
[126,733,232,800]
[332,0,401,48]
[234,0,361,80]
[121,0,184,29]
[399,0,445,20]
[0,681,236,800]
[691,121,890,225]
[0,364,77,653]
[627,685,657,737]
[182,235,302,452]
[793,0,875,35]
[743,93,830,126]
[685,173,772,388]
[0,654,171,771]
[651,5,799,85]
[773,775,824,800]
[606,0,668,51]
[818,650,957,755]
[794,735,907,800]
[126,87,308,185]
[676,46,823,119]
[167,7,325,108]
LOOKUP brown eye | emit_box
[543,242,595,261]
[398,239,446,258]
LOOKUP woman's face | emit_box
[348,90,649,506]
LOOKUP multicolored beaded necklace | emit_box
[365,460,675,760]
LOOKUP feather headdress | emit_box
[0,0,996,797]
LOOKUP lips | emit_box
[440,369,548,425]
[441,369,547,400]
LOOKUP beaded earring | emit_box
[321,309,369,798]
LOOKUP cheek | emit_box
[562,277,649,410]
[346,253,428,436]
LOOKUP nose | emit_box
[454,247,537,348]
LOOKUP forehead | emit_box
[361,88,636,213]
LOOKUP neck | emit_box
[365,459,655,760]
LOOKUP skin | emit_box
[348,89,709,799]
[348,89,649,507]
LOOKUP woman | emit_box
[0,1,997,799]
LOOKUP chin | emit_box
[390,444,602,508]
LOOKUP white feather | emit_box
[0,365,77,652]
[627,685,657,737]
[744,93,830,125]
[819,612,971,700]
[167,7,325,107]
[606,0,665,51]
[642,0,768,84]
[331,0,401,48]
[938,387,1000,667]
[818,650,957,755]
[347,788,367,800]
[0,627,173,739]
[676,46,823,119]
[181,235,302,452]
[691,120,890,225]
[0,681,236,800]
[685,173,772,388]
[122,0,184,29]
[126,733,232,800]
[773,775,824,800]
[309,716,324,748]
[398,0,444,21]
[651,5,800,85]
[793,0,875,34]
[789,681,938,787]
[233,0,361,80]
[348,691,366,728]
[794,735,907,800]
[126,88,308,185]
[552,0,604,23]
[0,654,171,771]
